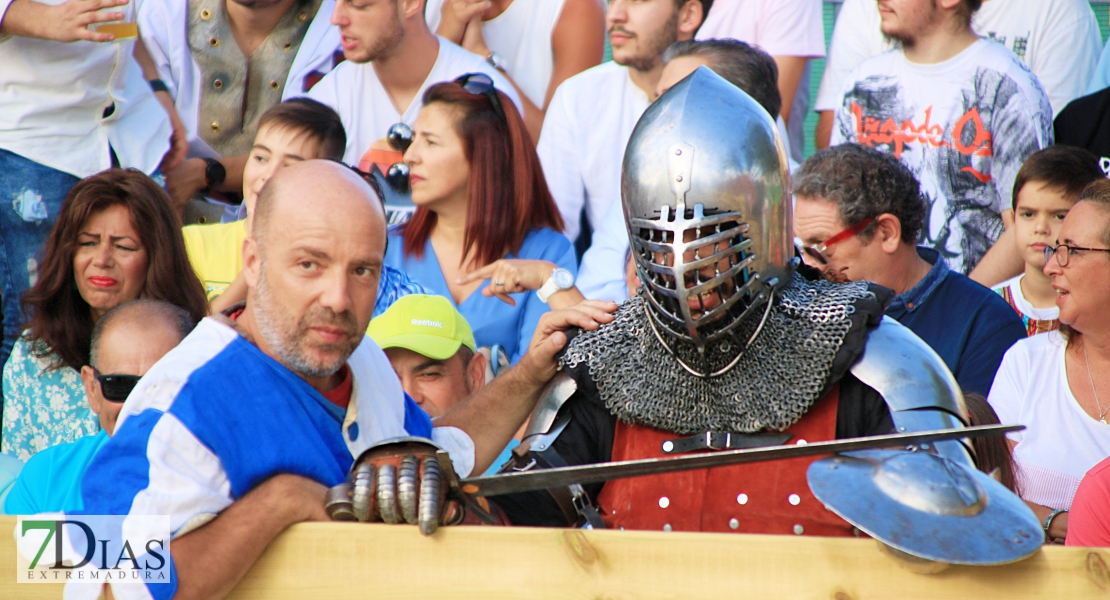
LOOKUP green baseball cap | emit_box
[367,294,476,360]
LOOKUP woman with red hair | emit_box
[2,170,208,460]
[385,74,580,363]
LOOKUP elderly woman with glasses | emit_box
[1,170,208,461]
[988,179,1110,544]
[385,74,580,364]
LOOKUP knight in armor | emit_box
[487,67,1040,561]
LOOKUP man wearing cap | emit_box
[368,294,487,420]
[369,294,521,475]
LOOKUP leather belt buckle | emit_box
[662,431,793,454]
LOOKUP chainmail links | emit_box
[562,273,874,434]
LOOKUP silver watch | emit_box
[537,268,574,303]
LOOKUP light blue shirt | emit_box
[376,266,432,317]
[1089,39,1110,96]
[385,227,577,363]
[4,430,108,515]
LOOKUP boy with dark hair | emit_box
[183,97,426,314]
[992,146,1105,336]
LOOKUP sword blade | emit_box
[460,424,1022,497]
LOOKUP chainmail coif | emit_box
[561,273,875,434]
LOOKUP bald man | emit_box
[4,300,194,515]
[73,161,616,600]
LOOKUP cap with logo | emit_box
[367,294,476,361]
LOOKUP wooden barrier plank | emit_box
[3,516,1108,599]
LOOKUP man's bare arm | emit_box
[772,55,809,127]
[544,0,605,111]
[132,35,190,171]
[815,110,835,150]
[436,301,617,474]
[164,155,247,217]
[167,474,329,600]
[969,210,1023,287]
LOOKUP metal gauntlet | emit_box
[324,437,462,535]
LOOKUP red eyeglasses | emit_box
[794,216,876,266]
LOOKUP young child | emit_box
[183,98,427,315]
[993,146,1104,336]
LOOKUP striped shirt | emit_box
[67,316,473,600]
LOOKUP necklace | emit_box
[1083,346,1109,424]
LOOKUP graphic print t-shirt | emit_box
[832,40,1053,274]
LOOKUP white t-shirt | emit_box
[307,37,520,165]
[139,0,341,160]
[696,0,825,165]
[831,39,1052,274]
[538,61,650,243]
[991,274,1059,322]
[988,331,1110,510]
[814,0,1100,118]
[0,0,170,178]
[425,0,565,109]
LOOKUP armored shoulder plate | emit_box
[520,371,578,451]
[811,316,1042,566]
[849,316,970,464]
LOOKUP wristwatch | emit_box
[202,158,226,193]
[486,51,506,73]
[537,268,574,304]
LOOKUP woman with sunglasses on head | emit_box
[386,74,581,364]
[988,179,1110,545]
[1,170,208,461]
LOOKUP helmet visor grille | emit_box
[631,210,758,345]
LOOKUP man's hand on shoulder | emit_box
[516,300,617,386]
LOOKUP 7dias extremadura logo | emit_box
[14,515,170,584]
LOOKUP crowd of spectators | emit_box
[3,0,1110,595]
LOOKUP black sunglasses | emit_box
[454,72,506,123]
[93,368,141,403]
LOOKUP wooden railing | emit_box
[3,516,1110,599]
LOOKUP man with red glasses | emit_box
[3,300,195,515]
[793,143,1025,396]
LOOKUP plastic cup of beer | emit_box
[92,5,137,41]
[93,21,138,39]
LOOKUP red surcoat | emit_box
[596,384,856,536]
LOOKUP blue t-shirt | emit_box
[73,317,441,600]
[4,431,107,515]
[885,247,1026,397]
[385,227,577,363]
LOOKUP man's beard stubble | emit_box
[358,11,405,63]
[612,11,679,73]
[253,264,362,380]
[880,0,944,49]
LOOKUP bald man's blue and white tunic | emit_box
[66,316,474,600]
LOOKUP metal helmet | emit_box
[622,66,793,364]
